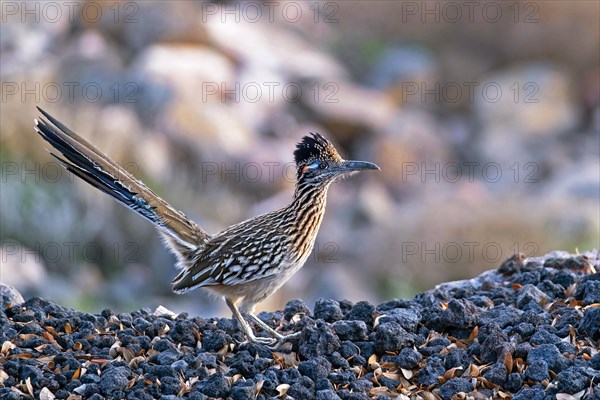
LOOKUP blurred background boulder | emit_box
[1,1,598,316]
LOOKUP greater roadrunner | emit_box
[34,107,379,346]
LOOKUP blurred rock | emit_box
[0,243,47,291]
[372,107,452,198]
[368,46,440,109]
[0,283,24,307]
[474,64,578,166]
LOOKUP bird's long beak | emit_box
[341,160,380,172]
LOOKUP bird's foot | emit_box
[237,333,277,347]
[269,331,302,349]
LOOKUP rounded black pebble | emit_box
[195,371,229,398]
[373,322,414,354]
[314,299,344,322]
[512,386,545,400]
[299,322,341,358]
[0,389,20,400]
[483,362,507,385]
[524,360,549,382]
[132,317,155,336]
[339,341,359,359]
[188,391,207,400]
[579,307,600,340]
[18,364,44,385]
[498,253,526,274]
[395,348,422,369]
[527,344,562,370]
[480,332,509,364]
[230,381,256,400]
[575,277,600,305]
[298,356,332,382]
[287,376,316,399]
[529,329,560,345]
[316,389,342,400]
[376,308,421,332]
[99,366,130,396]
[332,320,368,341]
[156,348,181,365]
[516,284,548,308]
[557,366,590,394]
[417,356,445,386]
[590,353,600,370]
[284,298,310,320]
[345,301,376,325]
[505,373,523,392]
[201,330,231,352]
[169,319,197,347]
[438,377,474,400]
[439,299,478,329]
[444,348,472,369]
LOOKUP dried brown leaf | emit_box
[350,365,363,378]
[11,352,34,359]
[382,372,400,380]
[0,369,8,383]
[39,387,56,400]
[19,333,37,341]
[477,376,496,389]
[26,377,34,396]
[255,379,264,396]
[380,361,396,370]
[127,377,136,389]
[90,359,110,366]
[443,366,463,380]
[276,383,290,397]
[1,340,15,355]
[35,344,48,352]
[468,326,479,342]
[556,390,585,400]
[503,352,513,373]
[469,364,480,377]
[398,376,411,388]
[514,357,525,373]
[369,386,394,396]
[368,354,378,365]
[121,347,135,363]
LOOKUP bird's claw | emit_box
[268,331,302,349]
[236,335,277,347]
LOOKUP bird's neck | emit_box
[284,181,331,258]
[291,181,330,211]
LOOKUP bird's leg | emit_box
[225,298,275,346]
[249,313,302,347]
[248,313,285,340]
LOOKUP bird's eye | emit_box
[318,162,328,170]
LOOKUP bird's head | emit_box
[293,133,379,186]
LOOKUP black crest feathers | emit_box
[294,133,338,165]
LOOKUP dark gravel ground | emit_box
[1,250,599,400]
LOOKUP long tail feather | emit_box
[34,107,209,262]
